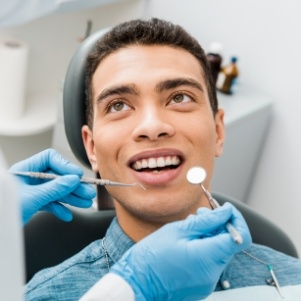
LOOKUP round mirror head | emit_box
[186,166,207,184]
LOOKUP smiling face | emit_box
[82,45,225,240]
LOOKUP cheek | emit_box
[188,122,218,178]
[92,124,125,176]
[189,120,217,150]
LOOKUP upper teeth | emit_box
[132,156,181,170]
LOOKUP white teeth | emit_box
[141,159,148,168]
[172,156,181,165]
[133,161,142,170]
[148,158,157,168]
[165,156,172,165]
[132,155,181,171]
[157,157,165,167]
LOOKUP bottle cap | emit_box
[231,56,238,63]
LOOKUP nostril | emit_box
[158,132,169,138]
[132,117,175,141]
[138,132,169,140]
[138,135,148,139]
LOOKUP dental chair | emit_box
[24,29,299,283]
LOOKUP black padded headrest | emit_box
[63,28,109,168]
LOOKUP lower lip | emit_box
[132,165,183,186]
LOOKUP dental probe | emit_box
[186,166,243,244]
[10,171,146,190]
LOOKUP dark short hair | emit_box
[85,18,218,128]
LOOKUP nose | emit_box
[132,107,175,141]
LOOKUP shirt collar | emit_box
[104,217,135,264]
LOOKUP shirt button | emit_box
[222,280,231,289]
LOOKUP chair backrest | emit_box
[24,191,298,283]
[24,209,115,282]
[63,28,114,209]
[63,28,109,170]
[213,192,298,258]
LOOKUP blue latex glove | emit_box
[9,149,96,225]
[110,203,252,301]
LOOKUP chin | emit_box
[126,200,195,223]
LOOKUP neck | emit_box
[115,204,164,242]
[114,198,211,242]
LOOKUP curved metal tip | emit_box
[136,183,146,191]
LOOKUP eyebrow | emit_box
[155,78,204,93]
[95,77,204,103]
[95,84,139,103]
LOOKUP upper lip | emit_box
[128,148,184,167]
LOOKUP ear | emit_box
[81,125,99,172]
[214,108,225,157]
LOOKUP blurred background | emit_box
[1,0,300,254]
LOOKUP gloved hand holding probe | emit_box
[81,203,251,301]
[9,148,96,225]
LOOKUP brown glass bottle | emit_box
[206,42,223,84]
[216,56,239,94]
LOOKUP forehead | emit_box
[92,45,207,93]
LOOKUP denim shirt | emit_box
[25,218,301,301]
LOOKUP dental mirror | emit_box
[186,166,207,184]
[186,166,243,244]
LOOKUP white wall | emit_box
[144,0,301,254]
[0,0,144,96]
[0,0,144,165]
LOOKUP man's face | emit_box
[83,45,224,225]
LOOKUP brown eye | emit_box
[113,102,125,111]
[170,93,192,104]
[108,101,131,113]
[174,94,184,103]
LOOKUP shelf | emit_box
[213,88,273,202]
[217,89,273,126]
[0,93,57,136]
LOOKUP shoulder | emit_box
[237,243,301,268]
[25,239,107,301]
[218,243,301,290]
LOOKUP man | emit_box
[25,18,301,300]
